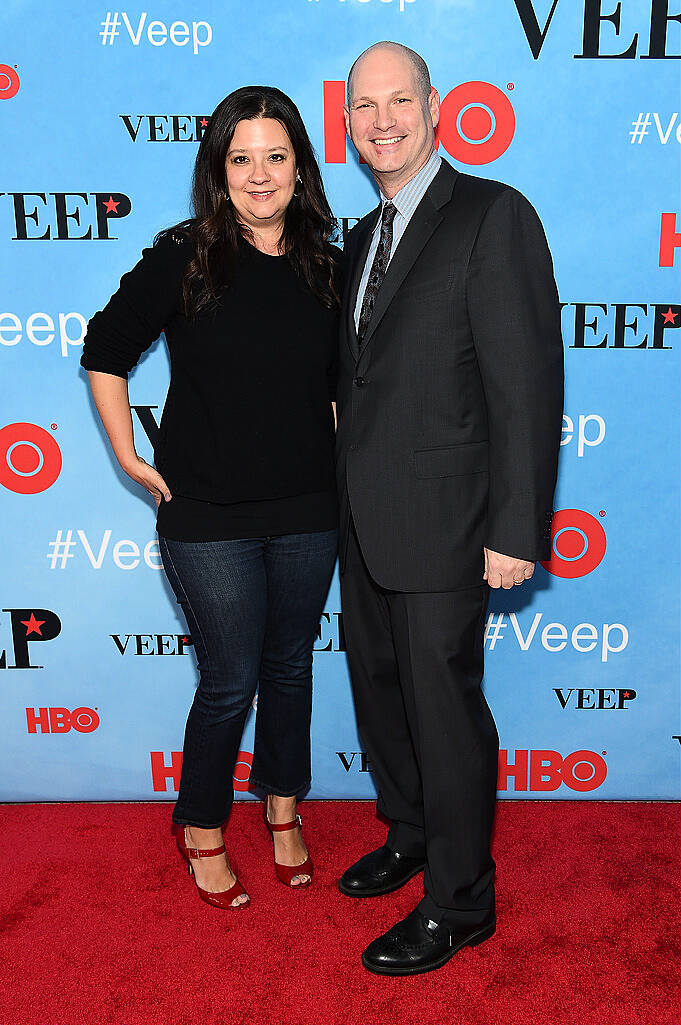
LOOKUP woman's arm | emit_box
[88,370,172,505]
[82,231,192,502]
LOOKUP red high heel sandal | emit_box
[176,827,250,909]
[264,806,314,888]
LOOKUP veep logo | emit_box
[150,750,253,792]
[484,612,627,661]
[120,114,210,143]
[498,749,608,792]
[2,192,132,240]
[0,423,62,494]
[541,509,607,578]
[0,608,61,669]
[563,302,680,348]
[26,707,99,734]
[337,752,372,772]
[46,530,163,570]
[324,81,515,165]
[111,633,194,655]
[513,0,681,59]
[0,64,20,100]
[99,13,212,53]
[554,688,636,710]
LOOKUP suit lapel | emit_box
[343,205,379,361]
[359,161,458,353]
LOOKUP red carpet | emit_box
[1,801,678,1025]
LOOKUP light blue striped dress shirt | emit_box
[354,149,442,331]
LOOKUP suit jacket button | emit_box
[354,376,365,387]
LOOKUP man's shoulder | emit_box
[450,171,538,221]
[451,171,516,208]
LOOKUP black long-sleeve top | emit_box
[81,230,341,540]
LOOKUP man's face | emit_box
[345,48,439,190]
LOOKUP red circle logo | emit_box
[72,707,100,733]
[562,751,607,792]
[0,65,20,101]
[438,82,515,164]
[0,423,62,494]
[233,750,253,792]
[541,509,606,578]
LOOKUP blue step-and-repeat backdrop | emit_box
[1,0,679,802]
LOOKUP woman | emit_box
[82,86,342,909]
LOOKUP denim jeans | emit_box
[159,530,338,828]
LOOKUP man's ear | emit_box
[428,87,441,130]
[344,104,351,137]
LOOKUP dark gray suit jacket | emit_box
[336,160,564,592]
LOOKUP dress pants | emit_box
[341,520,499,927]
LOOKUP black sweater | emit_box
[81,230,341,537]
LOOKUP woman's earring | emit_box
[293,173,302,197]
[224,188,231,204]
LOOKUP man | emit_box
[336,41,563,976]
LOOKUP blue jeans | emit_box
[159,531,338,828]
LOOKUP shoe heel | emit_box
[467,921,496,947]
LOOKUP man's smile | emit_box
[372,135,407,147]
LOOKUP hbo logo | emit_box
[26,706,100,734]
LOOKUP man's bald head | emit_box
[347,41,431,107]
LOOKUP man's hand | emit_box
[484,548,535,590]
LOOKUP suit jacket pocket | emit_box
[414,441,489,479]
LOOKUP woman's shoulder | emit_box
[126,220,195,288]
[153,219,196,257]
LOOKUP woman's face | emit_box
[225,117,297,231]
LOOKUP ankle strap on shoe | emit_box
[184,842,226,859]
[267,813,302,833]
[179,829,226,859]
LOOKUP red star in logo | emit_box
[200,118,208,127]
[102,195,120,214]
[623,691,632,698]
[21,613,46,636]
[662,307,678,324]
[181,636,191,645]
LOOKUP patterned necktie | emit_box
[357,202,397,344]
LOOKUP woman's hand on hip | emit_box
[122,455,172,506]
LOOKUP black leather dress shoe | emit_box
[361,908,496,976]
[338,845,425,897]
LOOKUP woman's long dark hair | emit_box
[160,86,340,316]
